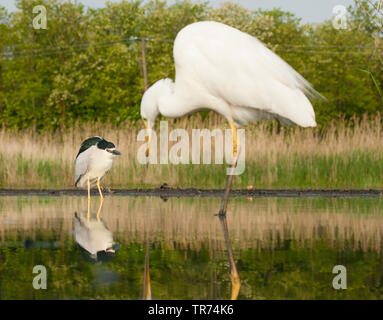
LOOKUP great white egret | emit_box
[141,21,321,216]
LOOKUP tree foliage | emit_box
[0,0,382,131]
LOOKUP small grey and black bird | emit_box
[74,212,121,263]
[74,137,121,203]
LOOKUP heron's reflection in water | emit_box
[217,214,241,300]
[74,201,120,263]
[143,237,152,300]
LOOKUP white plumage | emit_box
[74,212,119,262]
[141,21,321,128]
[140,21,323,216]
[74,137,120,188]
[75,145,116,188]
[74,137,121,203]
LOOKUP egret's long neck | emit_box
[158,81,196,119]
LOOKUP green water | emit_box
[0,196,383,300]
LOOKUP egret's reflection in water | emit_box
[218,214,241,300]
[143,238,152,300]
[1,196,383,299]
[74,201,120,263]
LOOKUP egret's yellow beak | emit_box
[144,119,150,157]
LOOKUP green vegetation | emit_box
[1,195,383,299]
[1,241,383,299]
[2,116,383,189]
[0,1,382,189]
[0,0,382,131]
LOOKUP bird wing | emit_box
[174,21,321,127]
[74,147,93,186]
[74,214,96,254]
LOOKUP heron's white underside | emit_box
[74,213,114,255]
[74,146,115,188]
[141,21,319,128]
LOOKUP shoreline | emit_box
[0,188,382,198]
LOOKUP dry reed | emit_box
[1,114,383,189]
[1,196,382,252]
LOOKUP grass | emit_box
[1,114,383,189]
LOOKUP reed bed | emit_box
[1,196,382,252]
[1,114,383,189]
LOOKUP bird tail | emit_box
[294,71,327,102]
[270,80,318,128]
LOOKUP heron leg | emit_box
[96,197,104,222]
[96,177,104,201]
[218,214,241,300]
[87,177,91,220]
[217,122,239,216]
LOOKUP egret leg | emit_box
[143,238,152,300]
[96,177,104,201]
[218,122,239,216]
[145,135,150,158]
[87,178,91,220]
[144,120,150,158]
[218,214,241,300]
[231,121,238,157]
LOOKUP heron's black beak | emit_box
[105,243,121,253]
[112,243,121,250]
[112,150,121,155]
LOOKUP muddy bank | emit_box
[0,188,382,198]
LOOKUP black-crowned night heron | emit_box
[74,137,121,210]
[74,211,120,263]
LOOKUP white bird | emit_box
[74,137,121,212]
[140,21,322,216]
[74,211,120,263]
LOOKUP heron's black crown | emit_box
[97,139,116,150]
[76,136,116,159]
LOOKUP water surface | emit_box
[0,196,383,299]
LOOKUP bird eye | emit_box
[106,148,110,152]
